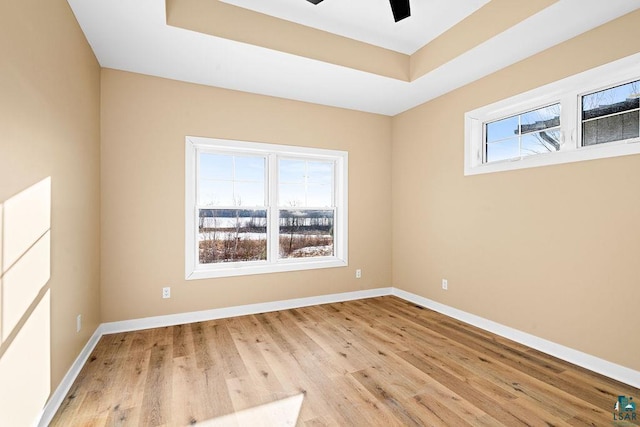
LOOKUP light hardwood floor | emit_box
[51,296,639,426]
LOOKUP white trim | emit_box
[187,258,348,280]
[38,286,640,424]
[101,287,391,334]
[464,52,640,176]
[391,288,640,389]
[185,136,349,280]
[37,325,105,427]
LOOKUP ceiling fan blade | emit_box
[389,0,410,22]
[306,0,324,4]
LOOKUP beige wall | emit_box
[2,4,638,422]
[100,69,392,322]
[392,10,640,372]
[0,0,101,424]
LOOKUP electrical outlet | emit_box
[442,279,448,290]
[76,314,82,333]
[162,287,171,299]
[355,269,362,279]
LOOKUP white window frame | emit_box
[465,52,640,176]
[185,136,348,280]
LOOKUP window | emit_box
[485,104,561,163]
[581,80,640,146]
[465,53,640,175]
[185,137,348,279]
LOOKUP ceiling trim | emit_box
[167,0,560,84]
[410,0,558,80]
[166,0,410,81]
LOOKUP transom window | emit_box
[185,137,348,279]
[581,80,640,146]
[485,104,561,163]
[465,53,640,175]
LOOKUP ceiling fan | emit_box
[306,0,411,23]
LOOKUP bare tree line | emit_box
[198,208,333,263]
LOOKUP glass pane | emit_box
[235,156,265,181]
[200,153,233,180]
[234,181,264,207]
[279,159,306,183]
[520,104,561,134]
[583,80,640,120]
[199,153,265,206]
[521,130,561,157]
[198,209,267,264]
[486,138,519,163]
[307,161,333,184]
[198,179,234,206]
[486,116,518,143]
[306,184,332,207]
[279,209,334,259]
[279,183,305,207]
[582,111,640,146]
[278,159,334,207]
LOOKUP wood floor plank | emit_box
[397,350,547,427]
[352,298,614,425]
[413,386,500,427]
[229,315,287,407]
[287,308,369,375]
[252,329,346,425]
[172,353,211,425]
[207,321,250,380]
[140,343,171,426]
[375,297,626,414]
[350,368,430,427]
[51,296,640,426]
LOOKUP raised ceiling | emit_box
[218,0,490,54]
[67,0,640,115]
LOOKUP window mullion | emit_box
[517,115,522,159]
[193,148,201,273]
[333,158,343,260]
[562,92,578,151]
[268,154,279,264]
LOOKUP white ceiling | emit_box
[219,0,490,54]
[67,0,640,116]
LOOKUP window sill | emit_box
[186,257,348,280]
[465,137,640,176]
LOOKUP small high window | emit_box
[464,53,640,175]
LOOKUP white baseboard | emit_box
[37,324,105,427]
[101,287,393,334]
[392,288,640,389]
[38,286,640,426]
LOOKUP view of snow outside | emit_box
[197,154,335,264]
